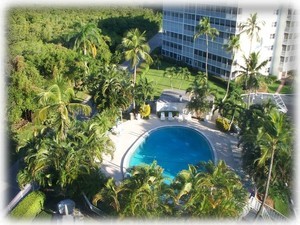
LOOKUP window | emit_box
[272,22,277,27]
[269,57,272,62]
[270,34,275,39]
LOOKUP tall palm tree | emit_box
[35,75,91,140]
[255,109,292,219]
[222,35,240,102]
[239,13,265,56]
[194,17,219,78]
[121,28,153,111]
[68,22,111,73]
[236,52,268,108]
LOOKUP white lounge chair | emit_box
[168,112,174,121]
[183,112,192,121]
[160,112,166,121]
[177,113,184,122]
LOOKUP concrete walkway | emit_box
[101,114,246,184]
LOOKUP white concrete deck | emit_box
[101,114,244,182]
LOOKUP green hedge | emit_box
[216,117,230,132]
[10,191,46,219]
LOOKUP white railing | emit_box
[273,94,288,113]
[241,93,288,114]
[82,193,106,217]
[3,183,33,216]
[248,196,288,220]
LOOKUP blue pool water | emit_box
[127,126,214,180]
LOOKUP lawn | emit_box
[267,81,294,94]
[141,68,226,99]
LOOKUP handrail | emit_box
[3,183,34,216]
[248,196,287,220]
[82,192,107,218]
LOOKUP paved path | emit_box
[101,115,247,185]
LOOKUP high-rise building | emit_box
[162,1,297,80]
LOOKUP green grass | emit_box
[274,195,290,217]
[267,82,294,94]
[143,69,192,98]
[141,68,226,99]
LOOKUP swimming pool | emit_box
[123,126,216,181]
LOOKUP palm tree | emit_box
[121,29,153,110]
[214,87,245,131]
[222,35,240,102]
[194,17,219,78]
[171,161,247,218]
[92,178,122,215]
[88,65,132,111]
[178,67,191,89]
[186,72,214,118]
[120,161,172,218]
[93,161,172,218]
[239,13,265,56]
[255,109,292,219]
[18,118,115,194]
[135,77,155,106]
[35,75,91,140]
[163,67,177,89]
[68,22,111,73]
[236,52,268,108]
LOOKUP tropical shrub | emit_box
[139,103,151,119]
[216,117,230,132]
[10,191,46,219]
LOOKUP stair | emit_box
[273,94,288,113]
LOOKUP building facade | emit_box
[162,2,297,80]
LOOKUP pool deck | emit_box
[101,114,245,183]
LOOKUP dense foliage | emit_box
[238,102,293,215]
[92,161,248,218]
[7,6,161,200]
[7,7,161,126]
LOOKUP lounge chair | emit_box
[177,113,184,122]
[168,112,174,121]
[160,112,166,121]
[184,112,192,121]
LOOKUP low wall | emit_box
[156,101,188,113]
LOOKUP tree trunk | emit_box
[132,65,137,111]
[222,55,235,103]
[84,45,88,75]
[249,35,253,57]
[247,91,251,109]
[255,147,275,219]
[205,34,209,78]
[228,110,235,131]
